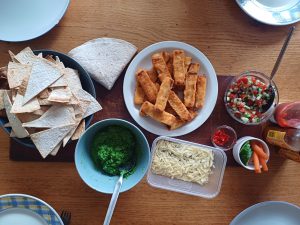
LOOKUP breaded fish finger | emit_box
[168,91,191,121]
[173,50,185,87]
[155,77,173,111]
[136,69,158,103]
[184,74,198,108]
[140,101,176,126]
[195,75,207,109]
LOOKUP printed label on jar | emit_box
[266,130,291,149]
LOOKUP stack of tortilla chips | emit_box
[0,47,102,158]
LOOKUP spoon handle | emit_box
[270,26,295,80]
[103,175,124,225]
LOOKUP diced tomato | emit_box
[239,108,245,113]
[229,93,235,99]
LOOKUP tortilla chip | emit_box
[32,106,50,116]
[7,62,32,89]
[11,94,40,114]
[45,55,56,63]
[14,47,37,65]
[3,90,29,138]
[8,50,19,63]
[74,99,90,117]
[47,87,72,103]
[50,141,63,156]
[38,99,53,106]
[50,76,68,88]
[0,90,6,110]
[0,66,7,78]
[4,122,11,127]
[71,119,85,140]
[23,58,62,104]
[31,125,74,158]
[72,88,102,118]
[10,130,16,137]
[16,113,40,123]
[23,105,76,128]
[63,68,82,90]
[38,89,50,99]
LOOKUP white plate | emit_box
[123,41,218,137]
[0,0,70,42]
[0,194,63,225]
[236,0,300,26]
[230,201,300,225]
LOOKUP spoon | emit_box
[103,160,135,225]
[263,26,295,111]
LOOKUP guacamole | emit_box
[91,125,136,176]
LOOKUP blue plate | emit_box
[230,201,300,225]
[0,0,70,42]
[0,194,63,225]
[0,50,96,149]
[75,118,151,194]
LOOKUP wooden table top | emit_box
[0,1,300,224]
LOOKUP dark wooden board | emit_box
[9,75,266,166]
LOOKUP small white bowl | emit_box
[233,136,270,170]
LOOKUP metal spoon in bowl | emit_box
[103,160,135,225]
[263,26,295,111]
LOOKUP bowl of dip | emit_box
[75,118,150,194]
[224,71,279,125]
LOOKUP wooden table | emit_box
[1,1,300,224]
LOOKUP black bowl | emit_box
[0,50,96,148]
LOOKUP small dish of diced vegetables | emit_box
[224,71,278,125]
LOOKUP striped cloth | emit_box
[0,195,62,225]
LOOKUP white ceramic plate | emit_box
[230,201,300,225]
[123,41,218,137]
[236,0,300,26]
[0,0,70,42]
[0,194,63,225]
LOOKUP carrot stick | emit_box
[251,141,268,160]
[253,152,261,173]
[259,156,268,172]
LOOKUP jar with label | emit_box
[263,125,300,152]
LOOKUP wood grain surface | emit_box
[0,1,300,225]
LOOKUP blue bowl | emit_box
[75,118,150,194]
[0,49,95,148]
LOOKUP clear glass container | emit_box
[211,125,237,151]
[224,71,279,125]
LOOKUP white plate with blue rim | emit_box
[123,41,218,137]
[0,194,63,225]
[0,0,70,42]
[236,0,300,26]
[230,201,300,225]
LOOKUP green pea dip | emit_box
[91,125,136,177]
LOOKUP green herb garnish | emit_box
[240,141,253,165]
[91,125,136,177]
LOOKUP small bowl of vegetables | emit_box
[233,136,270,173]
[75,118,150,193]
[224,71,279,125]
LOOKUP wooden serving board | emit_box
[9,75,266,166]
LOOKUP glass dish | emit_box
[224,71,279,125]
[147,136,227,199]
[211,125,237,151]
